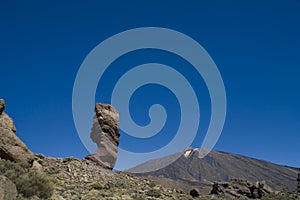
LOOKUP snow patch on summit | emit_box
[184,150,192,158]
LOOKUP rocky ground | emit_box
[40,155,193,200]
[1,155,194,200]
[3,155,300,200]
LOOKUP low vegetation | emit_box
[0,159,54,199]
[145,188,162,198]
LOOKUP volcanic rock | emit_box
[189,188,200,198]
[0,99,34,162]
[85,103,120,169]
[210,178,272,199]
[0,175,17,200]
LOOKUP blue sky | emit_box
[1,1,300,168]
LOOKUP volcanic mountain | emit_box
[128,148,300,193]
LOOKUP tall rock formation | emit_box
[0,99,34,162]
[85,103,120,169]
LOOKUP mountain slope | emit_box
[128,148,300,192]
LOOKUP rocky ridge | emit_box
[0,99,34,163]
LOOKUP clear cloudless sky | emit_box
[0,1,299,168]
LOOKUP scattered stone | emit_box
[85,103,120,169]
[189,188,200,198]
[32,160,43,172]
[121,194,133,200]
[210,178,273,199]
[0,99,34,162]
[41,157,190,200]
[49,194,66,200]
[0,175,17,200]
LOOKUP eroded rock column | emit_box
[85,103,120,169]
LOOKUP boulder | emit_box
[85,103,120,169]
[32,160,43,172]
[210,178,273,199]
[0,175,17,200]
[189,188,200,198]
[0,99,34,162]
